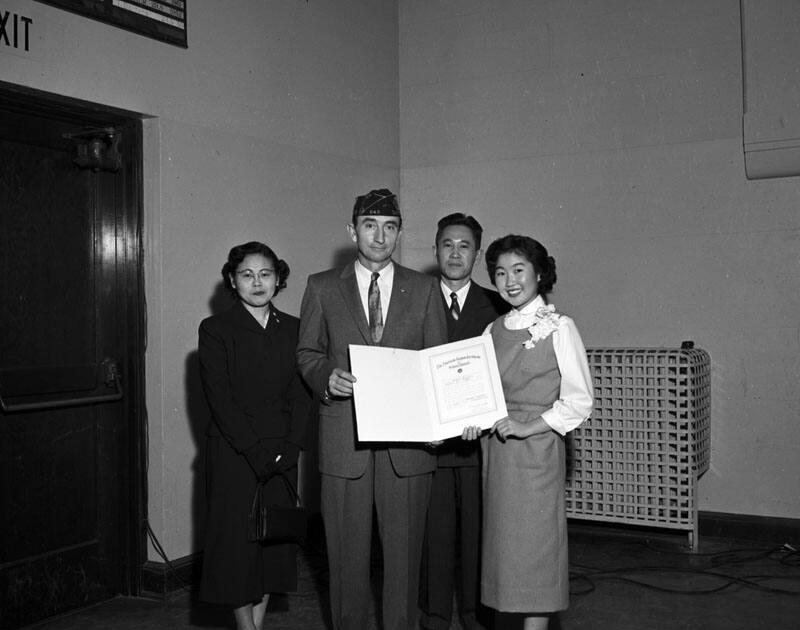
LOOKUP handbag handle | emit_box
[277,471,302,507]
[253,471,302,507]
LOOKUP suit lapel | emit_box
[383,264,411,345]
[228,300,268,335]
[338,263,372,344]
[452,282,496,337]
[453,282,483,335]
[461,282,485,318]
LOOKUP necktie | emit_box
[449,291,460,321]
[368,272,383,343]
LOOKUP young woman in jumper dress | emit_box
[463,234,593,630]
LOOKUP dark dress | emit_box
[198,301,310,607]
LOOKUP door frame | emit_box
[0,80,148,597]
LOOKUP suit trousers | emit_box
[321,449,432,630]
[419,465,484,630]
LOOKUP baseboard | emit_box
[568,511,800,547]
[140,552,202,597]
[139,513,326,597]
[699,510,800,545]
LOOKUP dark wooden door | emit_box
[0,92,144,628]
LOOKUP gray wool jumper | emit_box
[481,317,569,612]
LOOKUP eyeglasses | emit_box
[235,269,275,282]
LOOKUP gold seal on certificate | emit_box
[350,335,507,442]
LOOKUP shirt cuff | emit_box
[540,409,566,436]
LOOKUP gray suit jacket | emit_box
[297,261,448,478]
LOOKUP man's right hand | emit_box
[326,367,357,399]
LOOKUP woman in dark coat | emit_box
[198,241,310,630]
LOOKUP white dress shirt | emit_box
[439,280,471,311]
[490,294,593,435]
[354,260,394,323]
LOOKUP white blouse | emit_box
[489,294,594,435]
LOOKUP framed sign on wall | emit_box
[34,0,187,48]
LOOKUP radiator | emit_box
[565,347,711,548]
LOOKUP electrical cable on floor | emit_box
[569,541,800,597]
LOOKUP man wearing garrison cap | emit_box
[297,188,447,630]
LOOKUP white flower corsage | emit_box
[522,304,561,349]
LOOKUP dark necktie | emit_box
[368,272,383,343]
[449,291,460,321]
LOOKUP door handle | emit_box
[0,358,123,413]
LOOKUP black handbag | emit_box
[248,472,308,544]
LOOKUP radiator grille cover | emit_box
[565,347,711,546]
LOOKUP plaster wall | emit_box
[399,0,800,518]
[1,0,399,559]
[4,0,799,566]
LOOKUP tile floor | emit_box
[20,524,800,630]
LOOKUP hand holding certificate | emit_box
[350,335,507,442]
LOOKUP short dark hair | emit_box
[485,234,557,296]
[435,213,484,249]
[221,241,290,298]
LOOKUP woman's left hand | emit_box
[492,417,535,441]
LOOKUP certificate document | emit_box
[350,335,507,442]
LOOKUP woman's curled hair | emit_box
[485,234,557,296]
[221,241,290,298]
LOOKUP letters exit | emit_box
[1,10,33,52]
